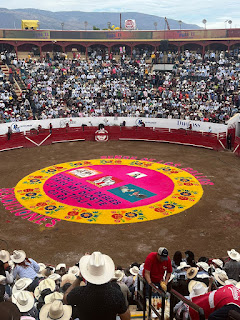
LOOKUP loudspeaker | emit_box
[160,40,169,52]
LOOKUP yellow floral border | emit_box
[14,159,203,224]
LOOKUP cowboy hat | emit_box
[48,273,62,282]
[80,251,114,285]
[44,291,63,304]
[10,250,26,264]
[68,266,80,276]
[37,263,47,277]
[0,275,6,283]
[60,273,76,288]
[130,266,139,276]
[187,267,199,279]
[177,262,190,270]
[112,270,124,281]
[12,278,33,294]
[196,262,209,272]
[189,281,208,298]
[212,259,223,268]
[214,272,228,286]
[39,278,56,293]
[56,263,66,271]
[39,300,72,320]
[227,249,240,261]
[12,291,34,312]
[0,250,10,263]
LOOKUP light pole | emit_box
[84,21,88,31]
[202,19,207,29]
[178,20,182,30]
[154,22,157,31]
[61,22,64,31]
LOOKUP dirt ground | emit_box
[0,141,239,267]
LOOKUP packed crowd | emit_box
[0,48,240,125]
[0,247,239,320]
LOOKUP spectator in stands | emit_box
[64,251,131,320]
[189,283,240,320]
[143,247,172,292]
[224,249,240,282]
[11,250,40,292]
[112,270,131,307]
[172,251,184,272]
[185,250,196,267]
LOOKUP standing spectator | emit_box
[172,251,184,272]
[143,247,172,290]
[64,251,131,320]
[7,126,12,140]
[227,133,232,150]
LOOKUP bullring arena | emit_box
[0,25,240,292]
[0,128,239,266]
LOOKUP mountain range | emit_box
[0,8,201,31]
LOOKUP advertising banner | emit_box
[0,117,227,135]
[125,20,136,30]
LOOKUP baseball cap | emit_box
[158,247,168,261]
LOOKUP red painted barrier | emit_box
[0,126,227,152]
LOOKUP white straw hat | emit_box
[80,251,114,285]
[212,259,223,268]
[44,291,64,304]
[227,249,240,261]
[56,263,66,271]
[188,281,208,298]
[0,275,6,283]
[130,266,139,276]
[12,291,34,312]
[214,272,228,286]
[112,270,124,281]
[37,263,47,277]
[60,273,76,287]
[0,250,10,263]
[196,262,209,272]
[39,278,56,293]
[177,262,190,270]
[39,300,72,320]
[48,273,62,282]
[10,250,26,263]
[68,266,80,276]
[12,278,33,294]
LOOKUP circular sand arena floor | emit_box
[0,141,239,266]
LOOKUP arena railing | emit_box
[136,274,205,320]
[0,126,227,152]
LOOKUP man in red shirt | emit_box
[143,247,172,288]
[190,284,240,320]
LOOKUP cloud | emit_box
[3,0,240,28]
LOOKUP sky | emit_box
[1,0,240,29]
